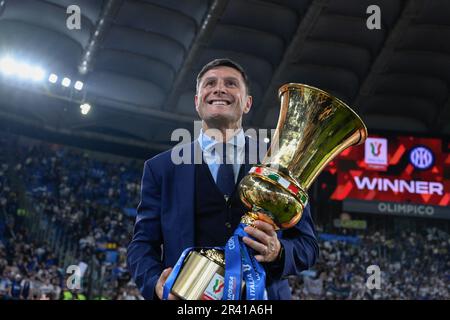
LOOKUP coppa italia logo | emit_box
[370,141,382,156]
[202,273,225,300]
[365,137,388,171]
[213,278,224,294]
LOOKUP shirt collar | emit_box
[198,128,245,152]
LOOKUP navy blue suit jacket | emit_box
[127,141,319,300]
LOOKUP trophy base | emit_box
[241,211,280,230]
[172,250,225,300]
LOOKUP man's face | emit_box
[195,66,252,128]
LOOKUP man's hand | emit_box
[155,267,179,300]
[242,220,281,263]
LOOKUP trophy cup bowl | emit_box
[239,83,367,229]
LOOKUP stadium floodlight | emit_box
[0,57,16,75]
[15,62,35,79]
[0,57,45,81]
[62,77,71,87]
[30,66,45,81]
[80,103,91,115]
[74,80,84,91]
[48,73,58,84]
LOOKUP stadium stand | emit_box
[1,134,143,300]
[290,226,449,299]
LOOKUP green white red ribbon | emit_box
[249,166,308,206]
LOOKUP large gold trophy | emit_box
[169,83,368,300]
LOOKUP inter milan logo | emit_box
[409,146,434,170]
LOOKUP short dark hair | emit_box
[196,58,250,94]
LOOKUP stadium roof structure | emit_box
[0,0,449,158]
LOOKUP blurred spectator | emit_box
[0,137,141,300]
[290,227,449,300]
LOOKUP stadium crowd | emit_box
[1,137,143,299]
[0,136,449,299]
[290,227,449,299]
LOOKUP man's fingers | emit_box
[161,268,180,300]
[161,267,173,282]
[243,220,281,263]
[167,293,178,300]
[242,236,267,255]
[156,267,174,300]
[244,225,270,245]
[253,220,277,236]
[254,255,265,263]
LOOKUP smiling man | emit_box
[127,58,319,300]
[194,60,252,139]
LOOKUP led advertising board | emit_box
[326,135,450,219]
